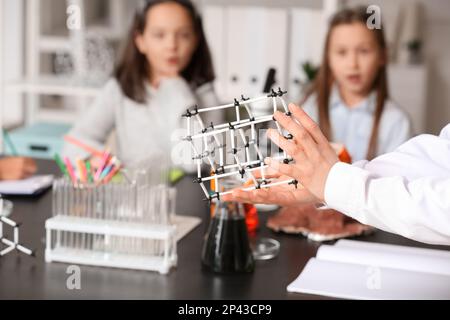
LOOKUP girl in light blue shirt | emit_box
[301,7,411,162]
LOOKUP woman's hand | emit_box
[0,157,37,180]
[225,174,319,206]
[265,103,339,201]
[222,103,339,205]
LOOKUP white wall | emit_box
[346,0,450,134]
[3,0,449,135]
[423,0,450,134]
[1,0,24,128]
[201,2,339,104]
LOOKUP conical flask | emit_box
[201,199,255,273]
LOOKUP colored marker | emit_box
[100,164,113,180]
[64,157,77,184]
[54,153,68,177]
[3,129,18,156]
[100,156,117,180]
[85,160,94,183]
[64,135,103,158]
[76,158,87,183]
[102,165,122,184]
[94,150,111,181]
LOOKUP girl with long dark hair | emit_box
[63,0,219,167]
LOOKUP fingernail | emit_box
[263,157,271,165]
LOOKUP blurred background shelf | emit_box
[387,64,428,135]
[5,76,102,97]
[1,0,449,155]
[39,34,72,53]
[0,0,135,154]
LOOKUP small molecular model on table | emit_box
[0,198,34,257]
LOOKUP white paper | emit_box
[287,258,450,300]
[316,244,450,276]
[335,239,450,260]
[0,175,53,195]
[288,240,450,299]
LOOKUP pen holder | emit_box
[45,168,178,274]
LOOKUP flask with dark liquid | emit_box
[201,199,255,273]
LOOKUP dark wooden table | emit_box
[0,159,448,299]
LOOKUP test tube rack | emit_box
[45,176,179,274]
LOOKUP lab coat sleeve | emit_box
[324,161,450,245]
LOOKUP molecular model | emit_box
[182,88,299,201]
[0,199,34,257]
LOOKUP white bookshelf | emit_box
[3,0,135,126]
[0,0,25,152]
[0,0,3,151]
[202,0,341,102]
[388,64,428,135]
[5,76,102,97]
[0,0,430,151]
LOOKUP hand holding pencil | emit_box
[0,157,37,180]
[0,129,37,180]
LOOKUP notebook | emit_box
[0,175,54,195]
[287,239,450,300]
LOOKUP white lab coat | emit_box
[324,124,450,245]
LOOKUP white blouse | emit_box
[302,87,411,161]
